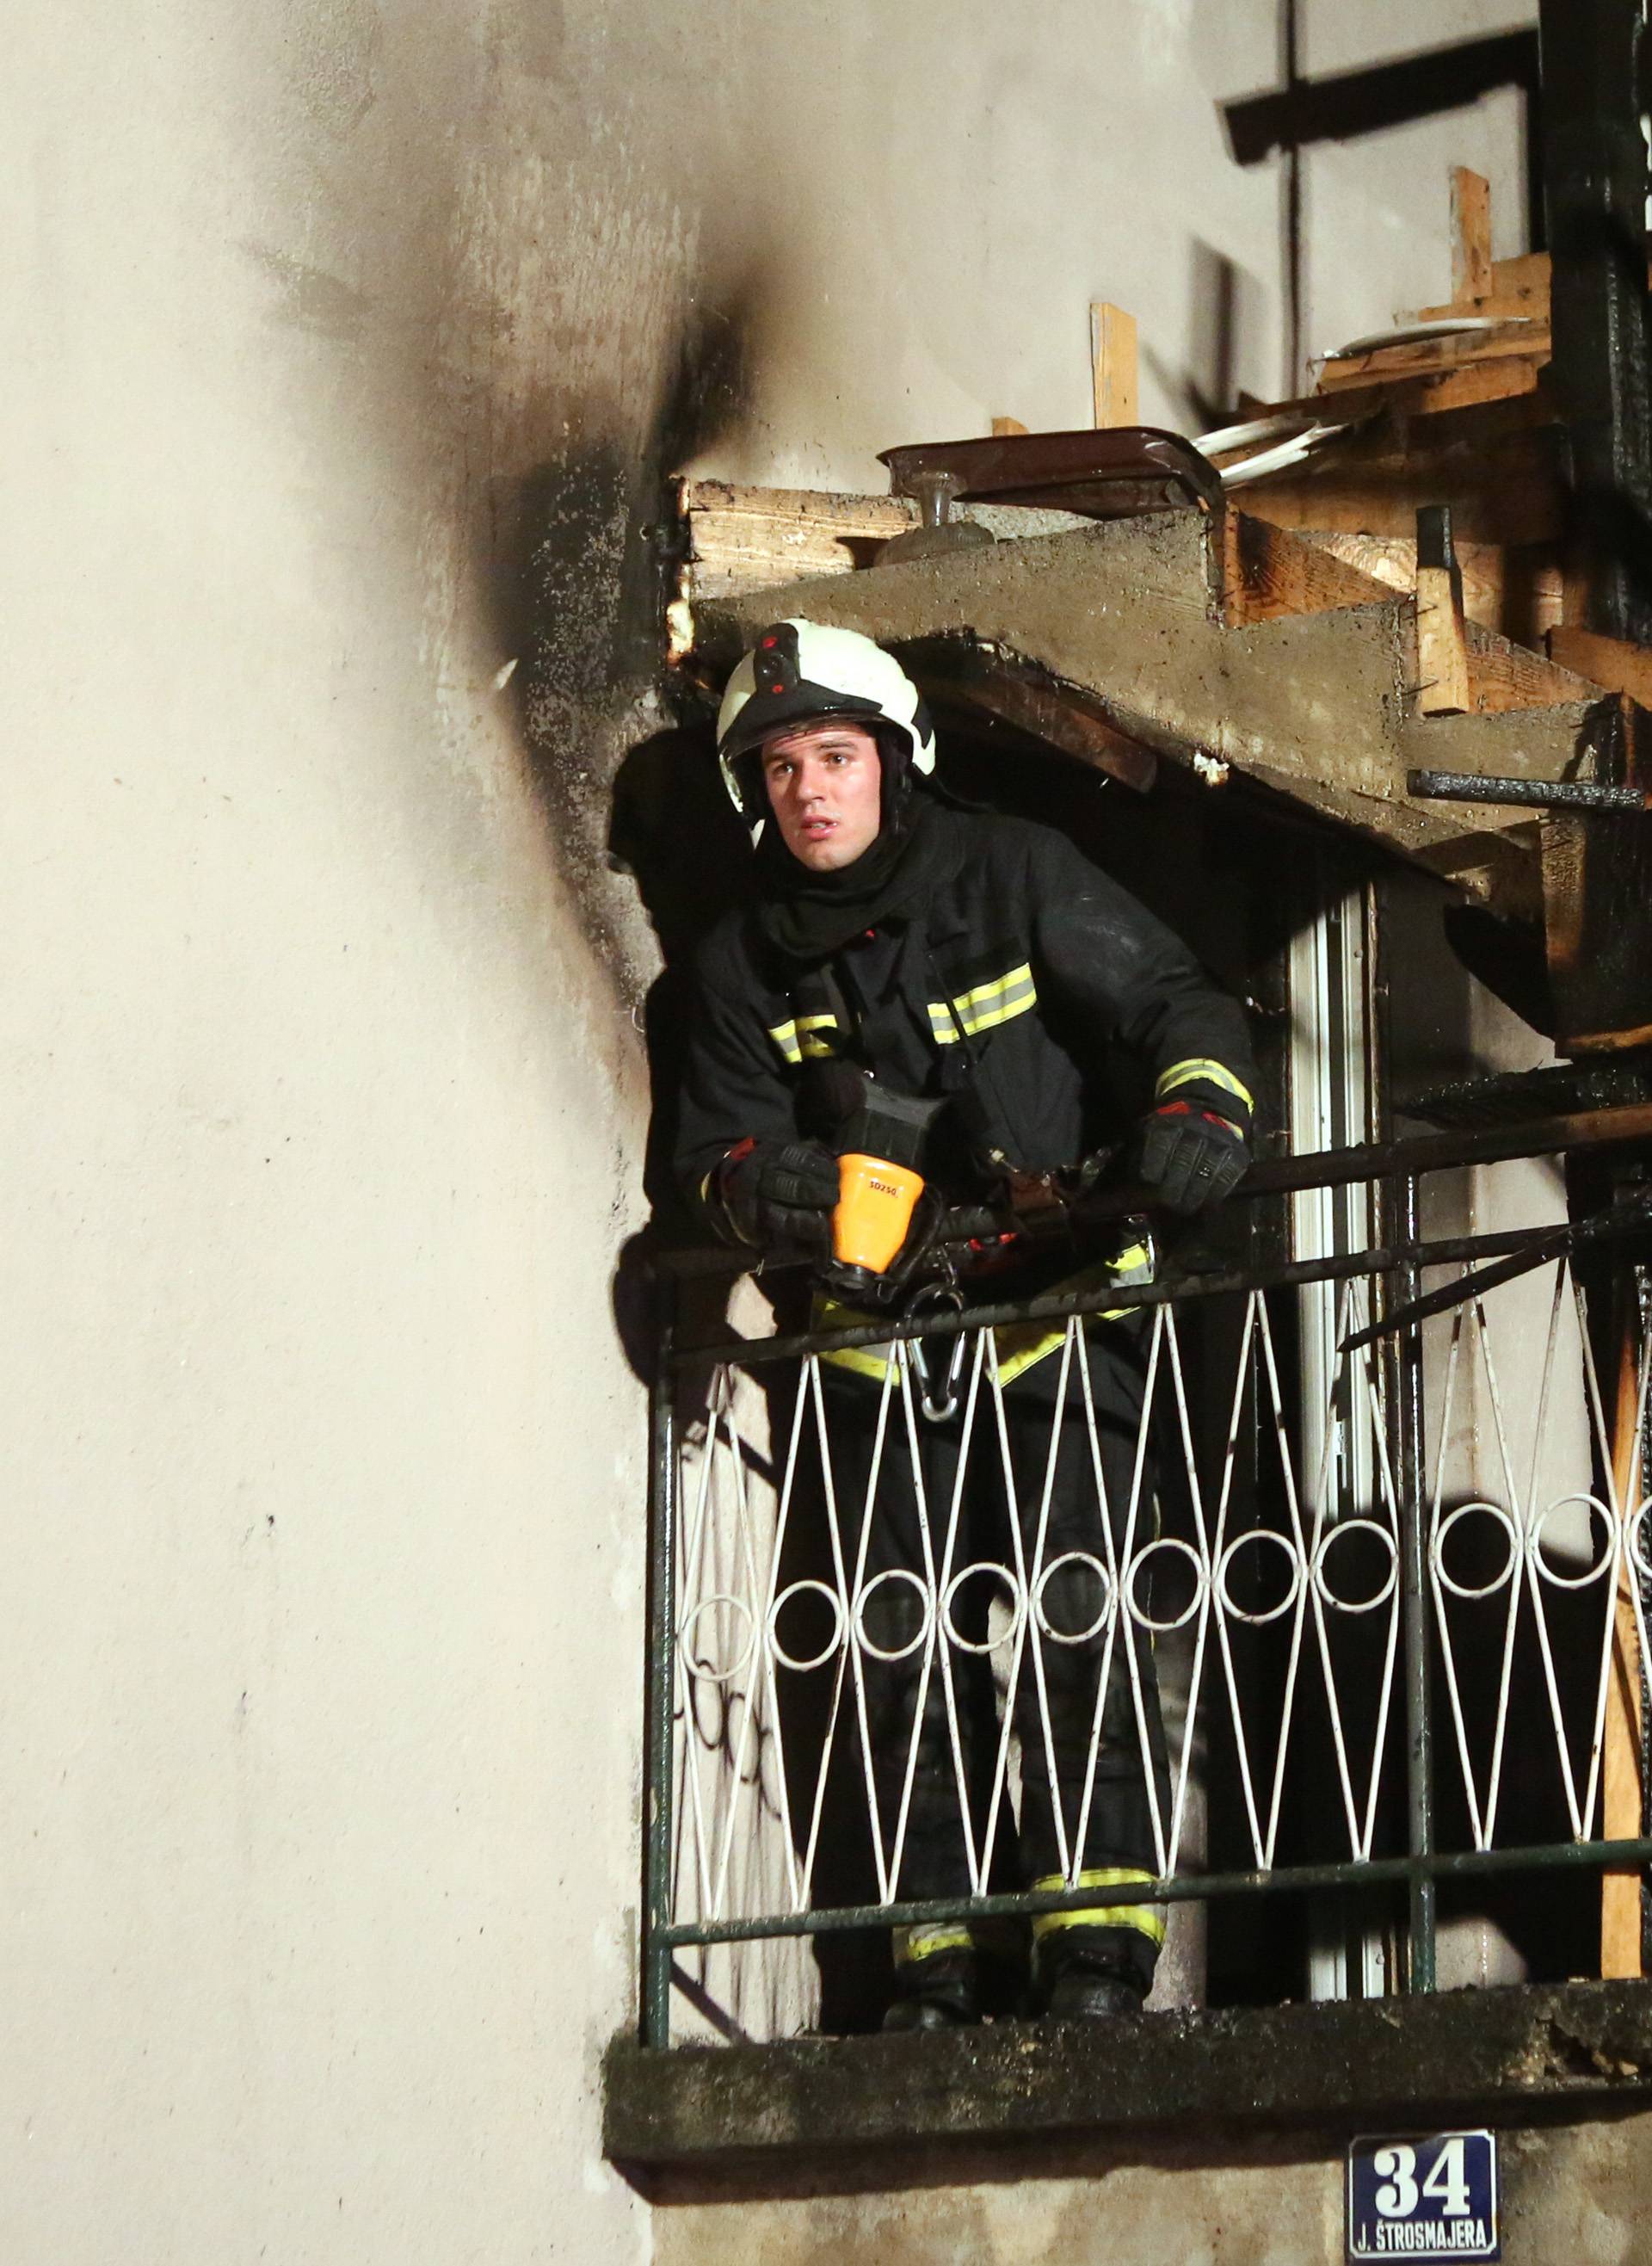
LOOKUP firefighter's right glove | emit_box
[1135,1102,1249,1214]
[714,1138,839,1254]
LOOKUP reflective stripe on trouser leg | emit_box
[893,1923,978,1966]
[1028,1868,1166,1948]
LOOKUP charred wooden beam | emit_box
[1538,0,1652,641]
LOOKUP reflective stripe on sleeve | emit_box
[1154,1057,1254,1114]
[767,1013,839,1065]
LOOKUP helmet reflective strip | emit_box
[1154,1056,1254,1113]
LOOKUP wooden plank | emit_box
[1308,532,1489,627]
[1489,250,1555,300]
[1408,356,1542,416]
[1090,303,1137,428]
[1409,250,1553,323]
[1452,167,1493,302]
[1416,507,1470,716]
[1220,513,1395,627]
[1235,418,1568,547]
[677,479,912,599]
[1462,619,1600,713]
[1548,624,1652,706]
[1417,570,1470,713]
[1317,320,1548,392]
[938,668,1159,792]
[1306,532,1565,647]
[1602,1301,1646,1978]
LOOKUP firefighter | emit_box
[675,619,1256,2028]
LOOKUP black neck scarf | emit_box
[755,793,955,964]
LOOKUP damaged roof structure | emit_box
[669,149,1652,1058]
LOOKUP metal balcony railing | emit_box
[638,1108,1652,2049]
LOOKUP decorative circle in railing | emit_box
[851,1567,935,1663]
[1032,1550,1115,1645]
[1431,1501,1519,1601]
[940,1560,1026,1656]
[1526,1491,1618,1590]
[767,1578,847,1673]
[1311,1518,1400,1615]
[1215,1528,1304,1626]
[1125,1536,1206,1633]
[677,1592,756,1684]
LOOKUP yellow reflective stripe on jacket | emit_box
[1029,1868,1166,1947]
[767,1018,803,1066]
[1154,1056,1254,1114]
[814,1243,1153,1385]
[928,962,1038,1045]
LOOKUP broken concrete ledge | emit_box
[604,1981,1652,2194]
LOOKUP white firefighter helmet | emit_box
[715,619,935,823]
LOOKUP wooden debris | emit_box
[1601,1306,1646,1980]
[1090,303,1137,428]
[1451,167,1493,303]
[1220,514,1394,627]
[1415,505,1471,716]
[1317,318,1548,394]
[675,479,911,602]
[1548,624,1652,706]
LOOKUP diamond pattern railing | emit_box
[641,1157,1652,2048]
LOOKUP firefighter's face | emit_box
[759,719,883,871]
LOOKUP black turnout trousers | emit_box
[818,1313,1172,1989]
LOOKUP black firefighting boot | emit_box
[1038,1944,1145,2019]
[883,1930,982,2033]
[1033,1918,1152,2020]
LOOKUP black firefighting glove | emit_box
[1135,1101,1249,1214]
[714,1138,839,1253]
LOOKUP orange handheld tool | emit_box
[833,1154,926,1275]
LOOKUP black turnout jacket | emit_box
[675,803,1257,1219]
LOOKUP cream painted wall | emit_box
[0,1,1539,2259]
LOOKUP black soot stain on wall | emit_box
[481,282,759,994]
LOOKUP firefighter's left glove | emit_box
[714,1138,840,1255]
[1136,1102,1249,1214]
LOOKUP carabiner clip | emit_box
[906,1283,968,1423]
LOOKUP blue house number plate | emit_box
[1347,2131,1500,2259]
